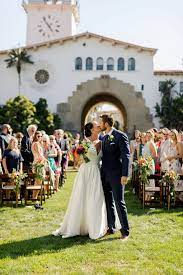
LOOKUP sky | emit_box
[0,0,182,70]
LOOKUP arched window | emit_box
[117,58,125,71]
[128,58,135,71]
[86,57,93,70]
[75,57,82,70]
[96,57,104,70]
[107,57,114,71]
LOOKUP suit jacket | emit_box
[56,138,69,152]
[0,133,10,155]
[101,129,130,178]
[21,132,33,166]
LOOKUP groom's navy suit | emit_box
[101,128,130,236]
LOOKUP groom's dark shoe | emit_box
[105,228,116,236]
[120,234,129,241]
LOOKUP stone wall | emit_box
[57,76,154,134]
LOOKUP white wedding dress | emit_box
[52,143,107,240]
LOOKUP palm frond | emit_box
[4,48,34,68]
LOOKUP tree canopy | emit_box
[155,79,183,130]
[0,96,61,134]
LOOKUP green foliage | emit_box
[4,48,34,95]
[53,113,62,131]
[171,94,183,130]
[155,79,183,130]
[0,96,38,132]
[35,98,61,134]
[0,96,62,133]
[65,131,73,139]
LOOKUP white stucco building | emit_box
[0,0,182,133]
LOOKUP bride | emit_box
[52,121,107,240]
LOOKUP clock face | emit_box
[37,14,61,39]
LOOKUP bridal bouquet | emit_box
[133,156,153,185]
[76,141,90,163]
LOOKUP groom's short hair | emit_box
[100,114,114,127]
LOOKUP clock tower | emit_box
[23,0,80,45]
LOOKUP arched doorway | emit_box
[81,93,127,131]
[57,76,154,134]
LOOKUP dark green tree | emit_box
[155,79,177,128]
[4,48,34,95]
[155,79,183,130]
[35,98,61,134]
[0,96,38,132]
[53,113,62,131]
[170,94,183,130]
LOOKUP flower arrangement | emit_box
[133,156,153,185]
[32,158,46,180]
[10,169,28,192]
[161,170,179,194]
[162,170,179,184]
[76,141,90,163]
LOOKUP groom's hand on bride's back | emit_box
[121,176,128,185]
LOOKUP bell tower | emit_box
[22,0,80,45]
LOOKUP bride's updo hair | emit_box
[84,122,93,138]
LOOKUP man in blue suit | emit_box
[99,114,130,240]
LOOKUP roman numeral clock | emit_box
[24,0,80,45]
[37,15,61,39]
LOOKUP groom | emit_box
[99,114,130,240]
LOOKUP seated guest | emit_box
[21,124,37,172]
[2,137,24,199]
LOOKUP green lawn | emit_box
[0,172,183,274]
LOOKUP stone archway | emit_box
[81,93,127,131]
[57,75,154,134]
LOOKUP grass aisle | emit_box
[0,172,183,274]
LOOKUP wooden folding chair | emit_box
[25,173,45,206]
[165,175,183,210]
[141,174,163,209]
[0,174,23,208]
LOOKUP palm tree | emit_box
[5,48,34,95]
